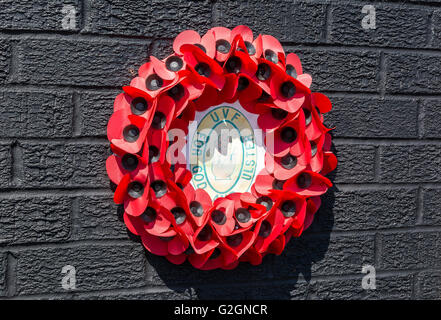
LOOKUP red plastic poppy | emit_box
[106,25,337,270]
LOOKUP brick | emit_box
[0,253,6,296]
[329,4,429,48]
[0,90,73,138]
[272,234,375,279]
[195,282,308,300]
[291,48,380,92]
[311,188,417,233]
[73,195,126,240]
[417,271,441,299]
[78,289,193,300]
[380,232,441,270]
[15,39,150,87]
[305,274,413,300]
[78,90,120,137]
[0,0,80,32]
[21,142,109,188]
[85,0,212,38]
[0,196,70,245]
[0,143,11,187]
[333,144,376,183]
[147,252,273,287]
[422,189,441,226]
[213,1,326,43]
[385,53,441,94]
[422,99,441,138]
[432,10,441,48]
[379,144,441,183]
[15,243,146,295]
[326,96,418,138]
[0,40,11,83]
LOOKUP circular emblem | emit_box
[189,103,265,200]
[106,26,337,270]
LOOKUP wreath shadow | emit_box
[117,144,338,300]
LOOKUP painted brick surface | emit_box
[422,189,441,226]
[422,99,441,138]
[0,144,11,187]
[213,1,327,43]
[0,0,80,32]
[0,40,11,84]
[20,142,109,188]
[14,243,146,295]
[379,145,441,183]
[0,196,71,245]
[0,90,73,138]
[291,48,381,92]
[14,39,151,87]
[329,3,430,48]
[1,0,440,300]
[326,96,418,138]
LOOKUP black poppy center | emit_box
[121,153,138,171]
[146,74,163,91]
[265,49,278,64]
[141,207,157,223]
[150,180,167,198]
[168,84,185,101]
[244,41,256,55]
[211,209,226,225]
[304,108,312,126]
[281,200,296,218]
[197,225,212,242]
[297,172,312,189]
[152,111,166,130]
[257,91,270,102]
[216,39,231,54]
[189,201,204,217]
[281,154,297,169]
[209,248,221,259]
[171,207,186,225]
[195,62,211,77]
[259,220,272,238]
[123,125,140,142]
[271,108,288,120]
[194,43,206,53]
[237,77,249,91]
[310,141,318,157]
[226,233,243,247]
[272,179,285,190]
[130,97,148,115]
[165,56,183,72]
[256,63,271,80]
[286,64,297,78]
[256,196,273,211]
[280,81,296,98]
[280,127,297,143]
[235,208,251,223]
[149,146,159,163]
[127,181,144,199]
[225,56,242,74]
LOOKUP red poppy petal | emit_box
[166,254,187,265]
[286,53,303,75]
[312,92,332,113]
[141,233,169,256]
[113,174,131,204]
[173,30,201,55]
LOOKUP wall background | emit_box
[0,0,440,300]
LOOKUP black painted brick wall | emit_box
[0,0,440,300]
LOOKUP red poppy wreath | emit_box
[106,26,337,270]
